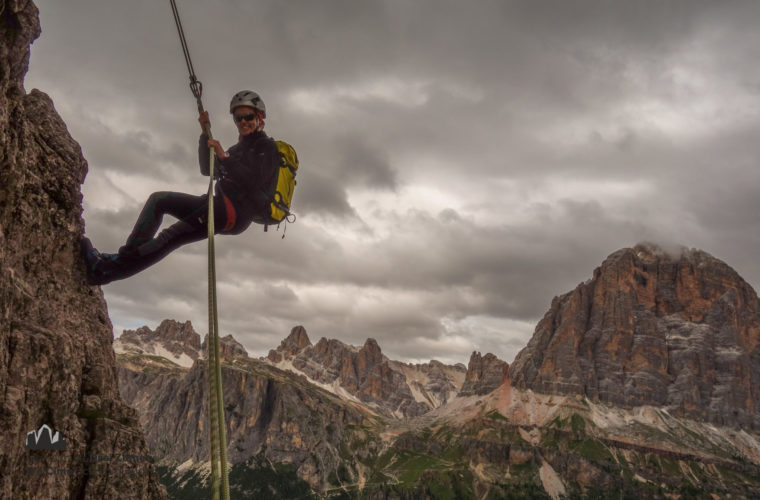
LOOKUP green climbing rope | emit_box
[206,139,230,500]
[206,143,222,500]
[169,1,229,498]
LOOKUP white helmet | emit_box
[229,90,266,117]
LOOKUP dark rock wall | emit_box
[0,2,166,498]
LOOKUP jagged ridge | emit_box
[266,326,467,417]
[116,320,760,498]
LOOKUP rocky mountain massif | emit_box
[265,325,467,418]
[115,320,202,368]
[0,2,165,498]
[510,243,760,429]
[117,245,760,499]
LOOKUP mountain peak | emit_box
[201,333,248,362]
[631,241,690,260]
[116,320,201,368]
[267,325,312,363]
[510,244,760,428]
[458,351,509,396]
[285,325,312,350]
[601,242,725,270]
[265,330,465,417]
[361,338,382,356]
[121,319,201,348]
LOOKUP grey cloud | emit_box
[334,134,397,191]
[293,169,356,217]
[83,128,191,180]
[83,208,137,250]
[26,0,760,365]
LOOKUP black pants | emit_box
[100,191,230,282]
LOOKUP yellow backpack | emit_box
[263,140,298,228]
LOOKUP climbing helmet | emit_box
[230,90,266,117]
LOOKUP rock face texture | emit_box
[390,358,467,408]
[0,2,166,498]
[266,326,466,417]
[510,243,760,429]
[116,353,378,493]
[201,333,249,362]
[459,351,509,396]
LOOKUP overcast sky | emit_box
[25,0,760,365]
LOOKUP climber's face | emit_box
[232,106,260,136]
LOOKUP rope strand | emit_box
[169,1,228,498]
[169,0,205,112]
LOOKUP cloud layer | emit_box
[26,0,760,365]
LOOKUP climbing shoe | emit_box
[81,237,117,286]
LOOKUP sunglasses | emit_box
[233,113,258,123]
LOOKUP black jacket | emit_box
[199,131,278,227]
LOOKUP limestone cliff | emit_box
[509,243,760,429]
[116,352,382,493]
[201,333,249,362]
[0,2,165,498]
[389,358,467,408]
[458,351,509,396]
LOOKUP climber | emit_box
[82,90,277,285]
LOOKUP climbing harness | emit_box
[169,1,229,499]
